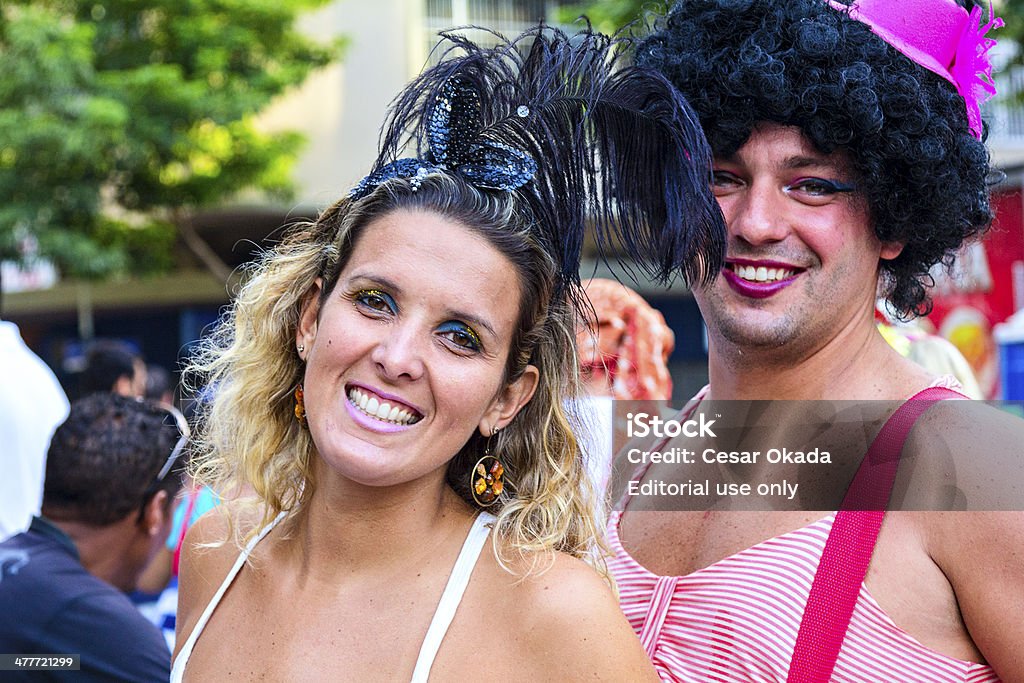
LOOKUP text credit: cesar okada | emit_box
[624,411,832,503]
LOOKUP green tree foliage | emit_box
[558,0,664,36]
[0,0,341,279]
[997,1,1024,65]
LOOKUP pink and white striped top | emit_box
[608,511,1000,682]
[608,379,1001,682]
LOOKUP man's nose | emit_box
[729,182,790,246]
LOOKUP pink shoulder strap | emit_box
[172,487,199,577]
[787,387,964,682]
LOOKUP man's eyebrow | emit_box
[783,155,841,171]
[715,152,840,169]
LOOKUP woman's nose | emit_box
[370,323,426,382]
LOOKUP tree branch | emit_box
[175,210,232,283]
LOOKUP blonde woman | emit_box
[172,26,723,681]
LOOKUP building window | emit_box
[422,0,573,64]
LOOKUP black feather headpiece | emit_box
[351,25,725,295]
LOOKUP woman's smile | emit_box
[345,383,423,431]
[347,386,421,425]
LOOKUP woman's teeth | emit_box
[731,264,795,283]
[348,387,420,425]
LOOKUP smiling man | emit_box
[608,0,1024,680]
[700,125,905,378]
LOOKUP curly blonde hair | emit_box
[186,173,609,578]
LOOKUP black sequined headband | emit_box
[350,77,537,199]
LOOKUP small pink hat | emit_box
[826,0,1003,139]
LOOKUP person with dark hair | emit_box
[80,339,147,398]
[609,0,1023,680]
[0,393,188,681]
[172,25,724,682]
[144,363,175,405]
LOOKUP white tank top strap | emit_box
[169,510,288,683]
[409,511,496,683]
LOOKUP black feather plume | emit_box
[367,25,726,298]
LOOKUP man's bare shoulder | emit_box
[921,511,1024,680]
[901,400,1024,510]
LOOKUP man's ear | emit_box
[140,490,170,538]
[297,279,324,359]
[880,241,904,261]
[480,364,540,435]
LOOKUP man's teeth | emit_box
[732,264,795,282]
[347,388,419,425]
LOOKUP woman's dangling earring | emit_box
[294,385,307,428]
[471,427,504,507]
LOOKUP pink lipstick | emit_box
[721,261,801,299]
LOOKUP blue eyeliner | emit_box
[437,321,482,351]
[355,289,397,314]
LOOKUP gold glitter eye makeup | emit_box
[354,289,397,314]
[437,321,482,352]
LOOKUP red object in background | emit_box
[926,188,1024,398]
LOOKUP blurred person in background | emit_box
[134,397,220,650]
[80,339,146,398]
[134,476,220,650]
[0,393,187,681]
[877,318,985,399]
[145,363,176,405]
[576,278,675,491]
[578,278,675,401]
[0,314,69,541]
[134,368,215,649]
